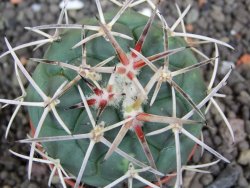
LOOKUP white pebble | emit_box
[59,0,84,10]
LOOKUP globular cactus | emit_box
[1,0,234,188]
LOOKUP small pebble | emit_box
[238,175,249,187]
[226,0,235,5]
[186,8,199,24]
[27,183,40,188]
[237,91,250,107]
[238,141,250,152]
[210,164,220,176]
[200,173,214,186]
[233,82,247,95]
[207,163,240,188]
[31,3,42,12]
[238,150,250,165]
[190,173,203,188]
[3,186,11,188]
[210,6,225,22]
[202,153,213,163]
[227,110,236,119]
[0,171,8,180]
[232,21,244,33]
[220,118,246,145]
[49,4,60,14]
[182,170,196,188]
[213,135,222,146]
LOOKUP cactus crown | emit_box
[1,0,234,188]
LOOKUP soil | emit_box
[0,0,250,187]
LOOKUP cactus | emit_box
[1,0,234,188]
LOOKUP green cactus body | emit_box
[27,9,206,187]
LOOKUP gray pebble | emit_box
[232,21,244,33]
[238,140,249,151]
[211,6,225,22]
[209,125,217,136]
[236,8,249,24]
[17,166,26,177]
[49,4,60,14]
[226,0,235,5]
[25,9,35,20]
[223,97,234,107]
[165,16,176,27]
[207,163,240,188]
[3,159,15,171]
[3,185,11,188]
[223,151,235,161]
[224,5,233,14]
[228,70,245,85]
[200,173,214,186]
[215,113,223,124]
[213,136,222,146]
[0,171,8,180]
[238,174,249,187]
[68,10,78,18]
[190,173,203,188]
[232,148,238,158]
[6,178,15,186]
[233,82,246,95]
[31,3,42,12]
[20,180,30,188]
[236,163,249,187]
[204,135,213,147]
[16,127,26,139]
[202,153,213,163]
[3,9,16,19]
[186,8,199,24]
[197,17,208,30]
[210,164,220,176]
[44,14,54,23]
[221,85,232,95]
[10,172,21,185]
[238,150,250,165]
[27,183,40,188]
[237,91,250,107]
[227,110,236,119]
[230,103,240,114]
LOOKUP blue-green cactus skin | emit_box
[27,9,206,187]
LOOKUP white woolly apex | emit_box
[113,73,138,98]
[109,92,124,108]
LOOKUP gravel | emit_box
[207,163,241,188]
[0,0,250,187]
